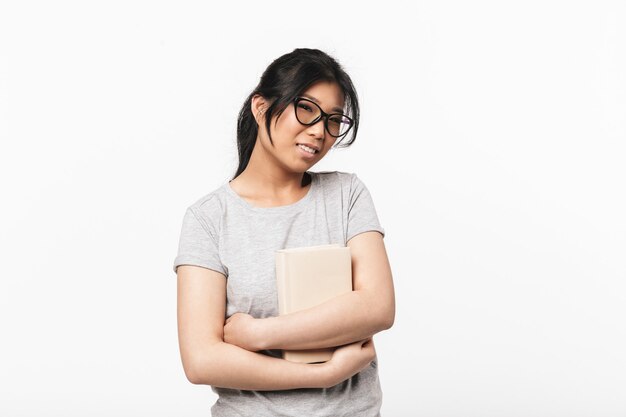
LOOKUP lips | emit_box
[296,143,320,152]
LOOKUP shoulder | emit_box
[312,170,370,193]
[312,170,358,188]
[184,184,229,231]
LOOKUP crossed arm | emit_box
[177,231,395,389]
[223,231,396,352]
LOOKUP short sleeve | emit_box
[346,173,386,242]
[172,207,227,276]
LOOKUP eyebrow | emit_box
[300,94,345,114]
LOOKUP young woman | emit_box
[173,48,395,416]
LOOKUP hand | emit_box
[323,337,377,388]
[223,312,263,352]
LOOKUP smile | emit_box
[297,144,318,154]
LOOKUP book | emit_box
[275,243,353,364]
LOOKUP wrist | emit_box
[318,361,341,388]
[308,361,337,389]
[255,316,275,351]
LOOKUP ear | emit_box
[251,94,268,125]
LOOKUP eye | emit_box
[297,103,314,112]
[329,115,348,125]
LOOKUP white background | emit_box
[1,1,625,416]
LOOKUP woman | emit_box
[173,48,395,416]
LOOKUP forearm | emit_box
[263,290,390,351]
[189,340,330,390]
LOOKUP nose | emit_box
[306,117,326,140]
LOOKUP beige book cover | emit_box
[275,243,353,364]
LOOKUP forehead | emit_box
[300,81,345,113]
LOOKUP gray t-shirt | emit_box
[173,170,386,417]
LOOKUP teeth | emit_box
[298,144,317,154]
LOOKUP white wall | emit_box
[1,1,624,416]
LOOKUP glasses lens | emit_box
[327,114,352,137]
[295,98,353,137]
[295,99,321,125]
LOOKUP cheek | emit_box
[274,113,303,138]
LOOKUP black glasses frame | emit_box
[293,97,354,138]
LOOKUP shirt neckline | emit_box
[223,171,317,213]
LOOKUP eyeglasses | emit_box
[293,96,354,138]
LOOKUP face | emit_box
[252,81,346,173]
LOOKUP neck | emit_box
[235,138,310,196]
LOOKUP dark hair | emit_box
[232,48,360,180]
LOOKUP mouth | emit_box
[296,143,319,154]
